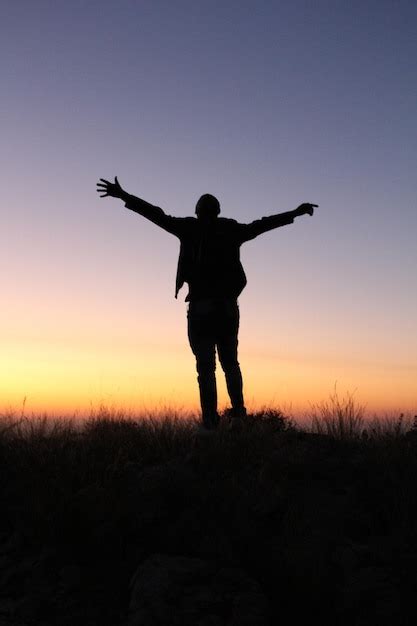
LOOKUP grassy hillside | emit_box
[1,407,417,625]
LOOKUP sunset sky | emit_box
[1,1,416,418]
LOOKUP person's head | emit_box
[195,194,220,220]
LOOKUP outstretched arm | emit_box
[96,177,181,235]
[239,203,318,242]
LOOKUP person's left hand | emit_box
[96,176,126,199]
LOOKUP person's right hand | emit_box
[96,176,126,199]
[295,203,318,217]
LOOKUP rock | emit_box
[128,554,268,626]
[339,565,400,625]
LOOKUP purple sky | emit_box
[1,1,416,415]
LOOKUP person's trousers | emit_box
[187,298,245,428]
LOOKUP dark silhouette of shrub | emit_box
[1,410,417,625]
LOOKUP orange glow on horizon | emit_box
[1,337,416,420]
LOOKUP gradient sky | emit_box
[1,0,416,417]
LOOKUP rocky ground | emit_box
[1,413,417,625]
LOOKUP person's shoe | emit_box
[224,407,247,432]
[224,406,247,419]
[229,417,244,432]
[201,412,220,431]
[194,423,216,436]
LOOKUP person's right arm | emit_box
[237,203,318,243]
[96,176,182,236]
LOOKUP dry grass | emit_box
[1,398,417,625]
[309,387,366,439]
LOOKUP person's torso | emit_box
[176,218,247,301]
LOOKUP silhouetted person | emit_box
[97,177,317,430]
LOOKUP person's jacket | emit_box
[124,195,295,302]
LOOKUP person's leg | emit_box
[187,303,219,429]
[216,301,246,418]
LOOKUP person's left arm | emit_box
[96,176,184,237]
